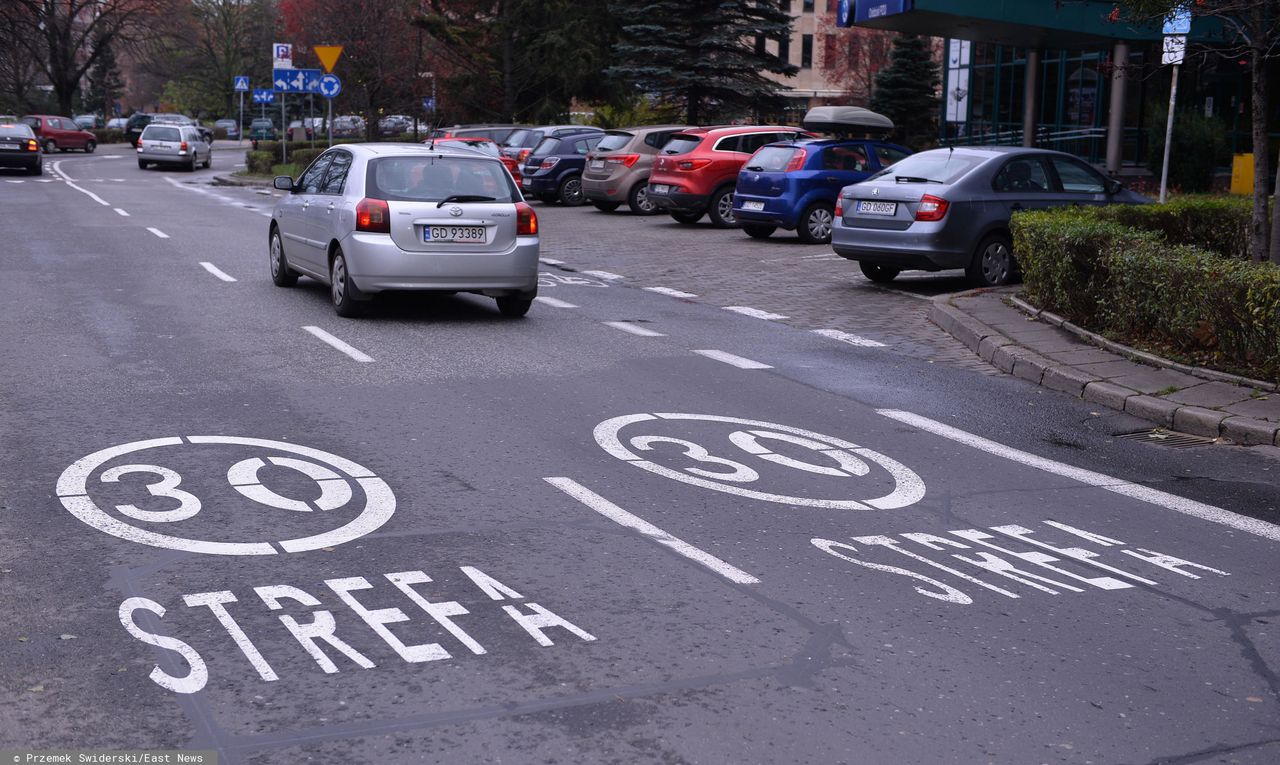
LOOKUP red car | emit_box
[21,114,97,154]
[646,125,813,227]
[428,136,522,184]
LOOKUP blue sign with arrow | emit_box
[233,75,250,92]
[252,89,274,104]
[318,74,342,99]
[273,68,321,93]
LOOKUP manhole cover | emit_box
[1116,429,1216,448]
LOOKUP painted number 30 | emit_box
[100,456,354,522]
[630,430,872,484]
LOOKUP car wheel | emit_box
[269,228,298,287]
[202,152,211,169]
[137,159,148,170]
[496,293,534,318]
[186,152,197,172]
[558,175,585,206]
[797,202,835,244]
[84,140,96,154]
[628,182,658,215]
[859,262,901,283]
[42,139,56,154]
[592,201,620,213]
[707,186,737,228]
[330,249,367,317]
[967,233,1018,287]
[670,210,703,225]
[742,223,776,239]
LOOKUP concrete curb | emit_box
[929,290,1280,447]
[212,174,272,188]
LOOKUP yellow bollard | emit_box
[1230,153,1253,195]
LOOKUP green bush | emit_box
[1013,206,1280,381]
[246,151,274,175]
[1093,195,1252,261]
[91,129,125,144]
[1146,105,1229,194]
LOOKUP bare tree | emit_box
[815,17,896,106]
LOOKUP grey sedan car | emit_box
[830,146,1149,286]
[269,143,540,317]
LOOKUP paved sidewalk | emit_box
[932,288,1280,446]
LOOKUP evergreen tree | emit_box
[868,35,939,150]
[85,35,124,117]
[608,0,798,125]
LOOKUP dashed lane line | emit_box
[302,326,374,363]
[877,409,1280,544]
[199,262,237,282]
[723,306,788,321]
[603,321,665,337]
[692,349,772,370]
[146,227,170,239]
[539,258,566,266]
[544,477,761,585]
[644,286,697,299]
[812,328,887,348]
[534,296,578,309]
[581,269,624,281]
[114,208,130,217]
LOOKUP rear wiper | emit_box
[894,176,943,184]
[745,165,764,171]
[437,194,496,208]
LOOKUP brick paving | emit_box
[536,204,999,375]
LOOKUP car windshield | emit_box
[251,120,272,127]
[744,146,799,172]
[367,156,518,203]
[0,124,34,138]
[531,137,559,156]
[594,132,633,153]
[868,151,985,184]
[142,126,181,142]
[661,135,703,155]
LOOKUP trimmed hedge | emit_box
[246,151,274,175]
[1091,195,1252,261]
[1014,204,1280,381]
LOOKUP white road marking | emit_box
[52,159,110,206]
[812,328,886,348]
[303,326,374,363]
[644,286,697,299]
[581,269,624,281]
[146,227,170,239]
[4,180,23,184]
[533,296,578,309]
[544,477,761,585]
[114,208,130,217]
[35,179,53,183]
[604,321,665,337]
[877,409,1280,543]
[539,257,565,266]
[692,350,772,369]
[199,262,237,282]
[723,306,788,321]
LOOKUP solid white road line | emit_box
[539,257,565,266]
[877,409,1280,544]
[692,349,772,370]
[534,296,578,309]
[544,477,761,585]
[812,328,887,348]
[604,321,665,337]
[644,286,698,299]
[113,208,130,217]
[146,227,170,239]
[723,306,788,321]
[4,180,22,184]
[581,269,624,281]
[302,326,374,363]
[52,159,110,206]
[199,262,237,282]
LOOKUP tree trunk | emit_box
[1272,142,1280,265]
[1250,16,1270,263]
[686,87,698,125]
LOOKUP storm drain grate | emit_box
[1116,429,1217,448]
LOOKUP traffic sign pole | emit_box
[328,98,333,148]
[239,90,244,146]
[282,94,287,166]
[1159,63,1179,204]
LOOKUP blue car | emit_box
[733,137,912,243]
[519,127,604,206]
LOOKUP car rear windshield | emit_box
[868,151,985,185]
[366,156,518,203]
[503,129,537,148]
[531,137,560,156]
[444,140,500,157]
[661,135,703,155]
[142,126,181,142]
[0,124,34,138]
[251,120,272,127]
[594,132,633,153]
[745,146,799,172]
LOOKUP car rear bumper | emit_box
[343,233,540,294]
[0,153,39,169]
[582,176,629,203]
[520,174,558,196]
[830,221,970,270]
[647,186,708,213]
[733,195,798,229]
[137,149,193,164]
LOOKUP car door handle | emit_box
[326,202,335,213]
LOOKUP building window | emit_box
[756,35,765,56]
[779,35,791,65]
[804,0,814,11]
[801,34,813,69]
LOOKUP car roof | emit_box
[670,125,801,138]
[345,142,503,159]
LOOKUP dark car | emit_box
[150,113,213,145]
[21,114,97,153]
[519,128,605,205]
[734,138,911,243]
[830,146,1151,286]
[249,118,277,142]
[501,125,600,168]
[0,122,42,175]
[125,113,153,147]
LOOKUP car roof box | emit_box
[802,106,893,135]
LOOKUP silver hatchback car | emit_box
[269,143,540,317]
[136,123,211,171]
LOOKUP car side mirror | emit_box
[273,175,295,192]
[1106,178,1124,196]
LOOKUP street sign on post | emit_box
[272,43,292,69]
[302,69,323,94]
[252,89,274,104]
[1162,35,1186,65]
[1163,7,1191,35]
[318,74,342,99]
[273,68,321,93]
[233,76,250,92]
[313,45,344,73]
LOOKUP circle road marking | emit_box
[593,413,925,510]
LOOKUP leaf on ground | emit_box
[26,684,43,692]
[1246,696,1265,702]
[17,636,27,642]
[59,634,76,640]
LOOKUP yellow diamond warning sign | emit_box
[313,45,344,73]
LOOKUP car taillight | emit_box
[539,157,559,170]
[676,158,711,171]
[784,149,808,172]
[355,198,390,233]
[179,141,188,151]
[834,197,843,217]
[606,154,641,168]
[517,149,531,163]
[26,139,37,151]
[516,202,538,236]
[915,194,949,222]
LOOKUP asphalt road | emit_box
[1,143,1278,765]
